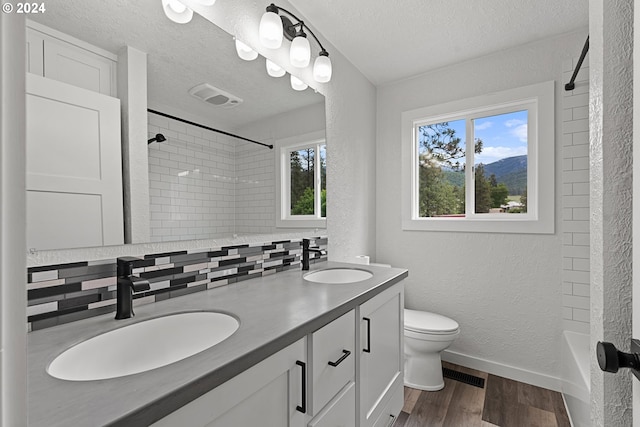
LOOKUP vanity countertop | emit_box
[28,261,408,427]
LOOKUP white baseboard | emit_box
[442,349,563,392]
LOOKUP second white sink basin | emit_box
[47,311,239,381]
[304,268,373,284]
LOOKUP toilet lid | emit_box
[404,309,459,334]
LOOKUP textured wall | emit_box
[562,56,591,334]
[376,31,586,388]
[589,0,633,426]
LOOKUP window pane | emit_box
[473,110,528,215]
[417,119,466,217]
[290,147,315,215]
[320,144,326,218]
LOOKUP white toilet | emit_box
[404,308,460,391]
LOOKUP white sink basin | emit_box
[47,312,239,381]
[303,268,373,284]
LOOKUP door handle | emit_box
[295,360,306,413]
[363,317,371,353]
[328,349,351,367]
[596,339,640,381]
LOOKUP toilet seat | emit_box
[404,308,459,335]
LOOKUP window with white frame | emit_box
[276,131,326,228]
[401,81,555,233]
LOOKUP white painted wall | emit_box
[235,101,326,235]
[590,0,633,425]
[118,46,150,244]
[376,31,586,389]
[1,11,27,427]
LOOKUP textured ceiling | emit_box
[289,0,589,85]
[31,0,324,130]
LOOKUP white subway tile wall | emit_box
[561,55,590,334]
[148,115,277,240]
[148,114,238,241]
[235,140,276,235]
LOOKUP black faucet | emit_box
[115,257,151,320]
[302,238,326,270]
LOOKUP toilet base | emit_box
[404,379,444,392]
[404,352,445,391]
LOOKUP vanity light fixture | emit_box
[290,75,308,91]
[161,0,193,23]
[266,58,286,77]
[258,3,332,83]
[161,0,217,24]
[235,39,258,61]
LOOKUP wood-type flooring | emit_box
[393,362,571,427]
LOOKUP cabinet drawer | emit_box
[309,381,355,427]
[371,382,403,427]
[312,310,355,413]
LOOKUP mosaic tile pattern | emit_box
[27,238,327,331]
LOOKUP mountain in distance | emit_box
[483,155,527,196]
[442,155,527,196]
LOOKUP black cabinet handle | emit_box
[295,360,306,413]
[363,317,371,353]
[328,349,351,367]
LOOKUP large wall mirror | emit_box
[26,0,326,251]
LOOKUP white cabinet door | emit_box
[42,36,116,96]
[358,283,404,427]
[26,73,124,250]
[152,338,307,427]
[311,310,355,414]
[26,24,117,96]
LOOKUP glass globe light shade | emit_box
[290,36,310,68]
[266,59,286,77]
[290,75,308,91]
[235,39,258,61]
[161,0,193,24]
[313,54,332,83]
[259,11,283,49]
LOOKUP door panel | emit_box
[26,74,123,250]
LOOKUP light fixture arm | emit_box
[266,3,329,56]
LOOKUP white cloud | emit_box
[505,119,525,128]
[511,124,528,142]
[475,145,527,164]
[475,121,493,130]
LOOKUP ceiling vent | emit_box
[188,83,243,108]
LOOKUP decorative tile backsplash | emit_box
[27,237,327,331]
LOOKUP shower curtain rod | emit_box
[147,109,274,149]
[565,36,589,91]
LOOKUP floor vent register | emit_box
[442,367,486,388]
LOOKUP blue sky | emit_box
[446,110,528,165]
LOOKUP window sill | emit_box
[276,218,326,229]
[402,216,554,234]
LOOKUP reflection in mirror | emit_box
[27,0,326,249]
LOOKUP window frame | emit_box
[275,130,326,229]
[401,81,555,234]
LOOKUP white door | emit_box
[26,73,124,250]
